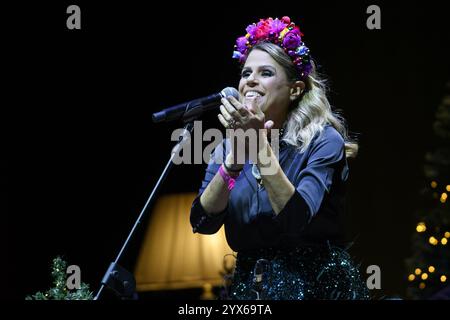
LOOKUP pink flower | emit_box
[281,16,291,24]
[257,18,272,28]
[254,19,271,40]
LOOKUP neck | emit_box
[266,112,288,136]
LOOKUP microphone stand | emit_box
[94,121,195,300]
[252,259,269,300]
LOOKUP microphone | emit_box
[152,87,239,123]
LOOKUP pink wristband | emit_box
[219,164,237,191]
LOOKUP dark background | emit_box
[7,0,449,300]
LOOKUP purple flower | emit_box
[236,36,248,53]
[282,31,302,50]
[246,23,257,36]
[269,18,287,34]
[301,63,313,76]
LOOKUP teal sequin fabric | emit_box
[226,245,370,300]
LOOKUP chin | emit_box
[257,98,267,111]
[260,102,271,113]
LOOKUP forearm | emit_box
[200,154,243,216]
[199,171,229,215]
[257,137,295,215]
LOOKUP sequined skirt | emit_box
[226,245,370,300]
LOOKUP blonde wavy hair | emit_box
[249,42,358,158]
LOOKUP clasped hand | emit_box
[218,96,274,163]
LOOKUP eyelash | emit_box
[241,70,274,78]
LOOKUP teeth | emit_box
[245,91,262,98]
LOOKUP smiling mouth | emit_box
[243,93,265,112]
[244,91,264,98]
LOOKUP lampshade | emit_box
[134,192,235,291]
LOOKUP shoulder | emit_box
[303,125,345,163]
[312,125,345,149]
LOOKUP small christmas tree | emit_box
[405,82,450,299]
[26,256,93,300]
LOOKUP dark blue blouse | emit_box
[190,125,349,252]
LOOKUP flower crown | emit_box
[232,16,312,79]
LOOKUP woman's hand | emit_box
[218,96,274,163]
[218,96,265,132]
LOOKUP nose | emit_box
[245,72,258,86]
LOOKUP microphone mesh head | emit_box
[221,87,240,100]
